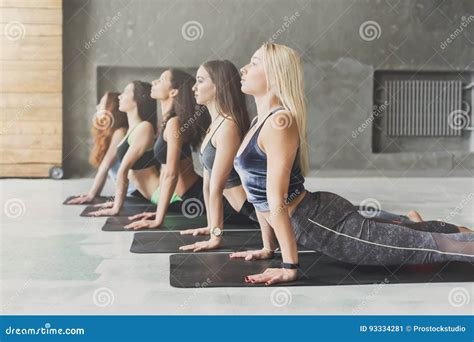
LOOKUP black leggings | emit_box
[168,178,258,223]
[290,191,473,265]
[168,177,205,215]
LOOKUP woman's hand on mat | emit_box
[93,201,114,208]
[88,207,119,217]
[244,268,298,286]
[128,212,155,221]
[124,218,162,230]
[178,236,221,252]
[229,248,274,261]
[179,227,210,236]
[67,194,94,204]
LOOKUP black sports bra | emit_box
[154,118,193,164]
[116,124,159,170]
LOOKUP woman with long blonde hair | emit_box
[230,43,473,286]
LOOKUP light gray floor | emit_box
[1,177,473,315]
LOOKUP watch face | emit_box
[212,227,222,237]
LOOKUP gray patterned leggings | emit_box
[290,191,474,265]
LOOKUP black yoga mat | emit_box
[80,201,214,217]
[80,204,158,217]
[131,230,263,253]
[63,195,148,206]
[102,215,209,231]
[170,252,474,288]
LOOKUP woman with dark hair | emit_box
[67,92,138,204]
[88,81,161,216]
[177,60,258,251]
[125,69,211,229]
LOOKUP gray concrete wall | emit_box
[63,0,474,177]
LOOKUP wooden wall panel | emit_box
[0,0,62,177]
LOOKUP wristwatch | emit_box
[211,227,223,237]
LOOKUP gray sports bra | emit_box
[199,117,242,189]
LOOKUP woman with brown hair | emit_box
[125,69,211,229]
[67,92,137,204]
[177,60,258,251]
[88,81,161,216]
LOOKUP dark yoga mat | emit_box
[103,215,259,232]
[102,215,208,231]
[131,230,265,253]
[63,195,148,206]
[170,252,474,288]
[80,204,159,217]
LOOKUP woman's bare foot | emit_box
[407,210,423,222]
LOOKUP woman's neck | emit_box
[160,98,173,119]
[206,100,220,122]
[254,93,281,121]
[127,108,141,128]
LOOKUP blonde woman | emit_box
[230,43,473,286]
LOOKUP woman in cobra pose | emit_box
[67,92,139,204]
[125,69,211,229]
[229,43,473,286]
[88,81,161,216]
[178,60,258,251]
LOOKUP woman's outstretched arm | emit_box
[232,111,300,285]
[88,123,154,216]
[126,117,181,229]
[67,129,126,204]
[180,120,240,251]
